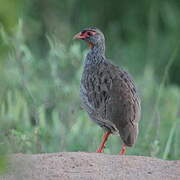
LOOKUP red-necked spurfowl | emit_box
[74,27,141,155]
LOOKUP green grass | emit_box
[0,22,180,161]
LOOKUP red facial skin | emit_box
[73,30,96,40]
[73,30,96,48]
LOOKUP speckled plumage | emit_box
[78,27,141,147]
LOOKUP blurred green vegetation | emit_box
[0,0,180,165]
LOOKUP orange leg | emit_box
[119,144,126,155]
[96,132,111,153]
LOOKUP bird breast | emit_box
[80,60,141,137]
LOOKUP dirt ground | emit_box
[1,152,180,180]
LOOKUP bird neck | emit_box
[85,43,106,67]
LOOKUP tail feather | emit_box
[119,123,138,147]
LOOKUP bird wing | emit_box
[80,60,141,146]
[99,61,141,146]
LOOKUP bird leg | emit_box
[119,144,126,155]
[96,131,111,153]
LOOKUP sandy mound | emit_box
[1,152,180,180]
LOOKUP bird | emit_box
[73,27,141,155]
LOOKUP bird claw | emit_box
[119,144,126,155]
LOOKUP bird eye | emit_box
[87,32,92,36]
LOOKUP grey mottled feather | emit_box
[80,28,141,147]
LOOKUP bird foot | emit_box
[96,144,106,153]
[96,132,111,153]
[96,149,103,153]
[119,144,126,155]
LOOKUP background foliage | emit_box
[0,0,180,169]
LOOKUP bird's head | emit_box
[73,27,105,48]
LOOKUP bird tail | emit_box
[119,123,139,147]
